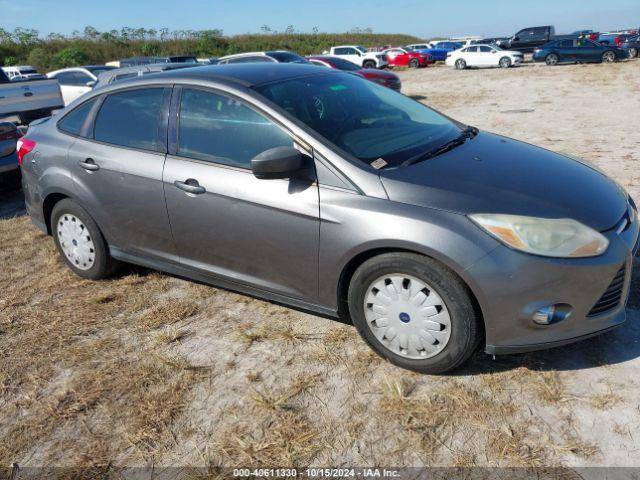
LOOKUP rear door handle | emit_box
[78,158,99,171]
[174,179,206,195]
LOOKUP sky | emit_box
[1,0,638,38]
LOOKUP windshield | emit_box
[255,73,460,168]
[355,46,367,53]
[325,57,361,71]
[267,52,310,64]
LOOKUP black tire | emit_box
[629,48,638,59]
[362,60,376,69]
[499,57,512,68]
[455,59,466,70]
[347,253,480,374]
[51,199,118,280]
[409,58,420,68]
[545,53,559,66]
[602,51,616,63]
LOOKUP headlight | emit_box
[469,214,609,258]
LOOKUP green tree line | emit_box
[0,26,422,71]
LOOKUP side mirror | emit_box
[251,146,305,180]
[86,80,96,88]
[513,36,520,41]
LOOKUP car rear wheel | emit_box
[602,51,616,63]
[363,60,376,69]
[499,57,512,68]
[628,48,637,59]
[51,199,118,280]
[455,59,467,70]
[545,53,559,66]
[347,252,480,374]
[409,58,420,68]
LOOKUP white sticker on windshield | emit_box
[370,158,388,169]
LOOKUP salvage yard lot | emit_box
[1,60,639,474]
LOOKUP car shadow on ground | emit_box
[1,186,638,374]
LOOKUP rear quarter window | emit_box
[58,98,99,137]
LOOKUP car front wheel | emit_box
[348,253,480,374]
[51,199,118,280]
[499,57,512,68]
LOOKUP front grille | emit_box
[587,265,626,317]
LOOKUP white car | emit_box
[1,65,46,81]
[47,66,116,105]
[324,46,388,69]
[445,44,524,70]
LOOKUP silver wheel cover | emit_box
[57,214,96,271]
[364,274,452,360]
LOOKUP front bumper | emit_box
[464,206,639,355]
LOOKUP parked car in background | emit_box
[0,121,22,186]
[118,56,198,67]
[0,69,64,124]
[433,41,464,50]
[446,44,523,69]
[306,55,401,91]
[533,38,628,65]
[505,26,556,52]
[470,38,510,47]
[197,57,219,64]
[93,63,201,88]
[405,43,458,62]
[20,64,638,374]
[217,51,310,65]
[2,66,46,81]
[621,35,639,58]
[383,48,429,68]
[323,46,388,69]
[596,33,632,47]
[47,66,116,105]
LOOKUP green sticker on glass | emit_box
[329,84,348,91]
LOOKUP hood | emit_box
[379,131,628,231]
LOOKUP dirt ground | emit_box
[1,59,639,476]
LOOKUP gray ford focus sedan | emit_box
[18,64,638,373]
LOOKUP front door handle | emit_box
[78,158,99,171]
[174,179,206,195]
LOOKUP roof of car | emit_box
[113,63,339,89]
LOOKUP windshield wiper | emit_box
[401,126,479,167]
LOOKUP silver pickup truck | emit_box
[0,69,64,125]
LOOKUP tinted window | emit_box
[178,89,292,168]
[267,52,309,63]
[559,39,574,48]
[466,46,479,53]
[58,98,98,136]
[226,56,273,64]
[334,48,349,55]
[94,88,166,152]
[0,69,9,84]
[256,73,459,168]
[479,46,493,52]
[86,66,115,76]
[325,57,360,71]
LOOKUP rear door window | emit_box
[177,88,292,169]
[94,88,167,152]
[58,97,99,137]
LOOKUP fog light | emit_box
[532,304,572,325]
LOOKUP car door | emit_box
[385,49,405,66]
[67,87,178,262]
[477,46,497,66]
[340,47,361,66]
[463,46,480,66]
[163,87,320,301]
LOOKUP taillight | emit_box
[16,138,36,166]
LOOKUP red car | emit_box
[306,55,402,91]
[383,48,430,68]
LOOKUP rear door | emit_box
[463,46,480,66]
[163,86,320,301]
[67,87,178,262]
